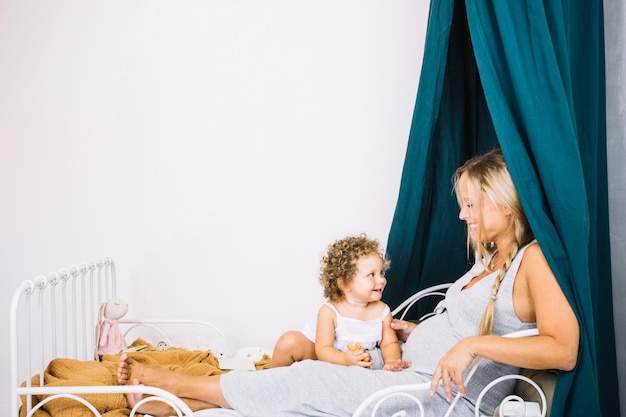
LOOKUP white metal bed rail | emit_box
[17,385,195,417]
[10,258,206,417]
[10,258,232,416]
[10,258,117,416]
[391,283,452,321]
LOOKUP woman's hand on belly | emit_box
[430,337,477,401]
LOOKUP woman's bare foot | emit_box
[117,353,135,386]
[117,352,227,413]
[117,354,147,412]
[118,352,163,386]
[117,355,177,416]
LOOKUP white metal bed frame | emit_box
[10,258,229,417]
[11,258,549,417]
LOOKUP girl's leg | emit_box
[270,330,317,367]
[117,353,231,412]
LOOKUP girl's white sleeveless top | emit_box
[302,303,390,352]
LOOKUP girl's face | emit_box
[345,253,387,302]
[458,172,511,244]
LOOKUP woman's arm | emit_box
[314,304,372,367]
[470,243,579,370]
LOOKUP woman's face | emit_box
[458,172,511,243]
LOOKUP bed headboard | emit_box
[10,258,117,416]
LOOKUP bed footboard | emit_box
[9,258,212,417]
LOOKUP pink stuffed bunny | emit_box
[97,298,128,358]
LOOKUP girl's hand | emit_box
[382,358,411,371]
[430,338,477,400]
[343,349,373,367]
[390,319,417,342]
[346,343,373,368]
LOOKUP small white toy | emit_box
[96,298,128,358]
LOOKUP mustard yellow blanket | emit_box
[20,339,271,417]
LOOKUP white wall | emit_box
[0,0,429,412]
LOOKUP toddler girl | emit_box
[270,234,403,370]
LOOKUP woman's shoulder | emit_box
[518,241,553,280]
[519,241,546,263]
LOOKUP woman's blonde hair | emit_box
[453,148,533,335]
[319,233,390,302]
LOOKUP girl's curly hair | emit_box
[319,233,390,302]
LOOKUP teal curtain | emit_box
[383,1,619,416]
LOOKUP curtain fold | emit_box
[383,1,619,415]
